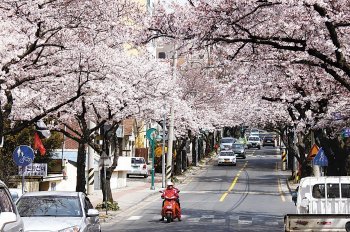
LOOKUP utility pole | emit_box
[87,120,95,195]
[166,46,177,182]
[161,104,166,188]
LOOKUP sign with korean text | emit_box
[18,163,47,177]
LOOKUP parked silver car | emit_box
[0,180,24,232]
[16,191,100,232]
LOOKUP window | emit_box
[341,184,350,198]
[221,139,234,143]
[312,184,325,198]
[158,52,166,59]
[312,184,340,198]
[17,196,82,217]
[131,158,145,164]
[0,188,15,213]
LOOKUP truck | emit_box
[284,176,350,232]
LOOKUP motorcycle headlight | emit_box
[58,226,80,232]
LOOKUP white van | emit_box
[285,176,350,231]
[127,157,149,178]
[295,176,350,214]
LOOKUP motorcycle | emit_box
[160,190,181,223]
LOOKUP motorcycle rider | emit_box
[160,181,181,221]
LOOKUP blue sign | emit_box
[313,147,328,167]
[13,145,34,167]
[342,128,350,139]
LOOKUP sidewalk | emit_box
[89,153,215,223]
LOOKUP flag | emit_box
[34,132,46,156]
[35,119,51,139]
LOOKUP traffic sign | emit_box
[313,147,328,167]
[13,145,34,167]
[146,128,158,142]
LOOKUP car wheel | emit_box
[258,146,261,150]
[243,155,246,159]
[127,174,130,178]
[144,174,148,178]
[233,163,237,166]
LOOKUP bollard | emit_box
[281,148,287,171]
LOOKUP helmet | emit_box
[167,181,174,187]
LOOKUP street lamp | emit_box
[146,128,158,190]
[98,152,111,215]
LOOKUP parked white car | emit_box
[0,180,24,232]
[127,157,149,178]
[16,191,100,232]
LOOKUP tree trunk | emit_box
[76,142,87,193]
[175,138,187,175]
[182,149,187,171]
[102,130,122,203]
[192,137,197,166]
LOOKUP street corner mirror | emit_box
[0,212,17,230]
[87,209,99,217]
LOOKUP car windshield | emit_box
[220,152,235,157]
[249,137,259,141]
[264,137,274,141]
[232,144,244,149]
[17,196,82,217]
[132,158,145,164]
[221,138,234,143]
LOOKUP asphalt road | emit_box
[102,146,295,232]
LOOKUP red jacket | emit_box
[161,187,179,199]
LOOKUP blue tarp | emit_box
[313,147,328,167]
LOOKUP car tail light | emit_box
[143,164,147,169]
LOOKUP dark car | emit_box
[263,136,275,147]
[232,143,246,159]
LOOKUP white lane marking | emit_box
[229,215,239,220]
[212,219,226,223]
[238,220,252,225]
[202,215,215,219]
[187,218,201,223]
[127,216,142,220]
[265,221,279,226]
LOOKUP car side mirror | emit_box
[0,212,17,231]
[87,209,99,217]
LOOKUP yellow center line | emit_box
[278,178,286,202]
[276,162,286,202]
[220,161,248,202]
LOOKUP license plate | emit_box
[225,160,230,162]
[267,140,271,142]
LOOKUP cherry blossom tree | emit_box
[138,0,350,176]
[52,51,176,199]
[0,0,141,140]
